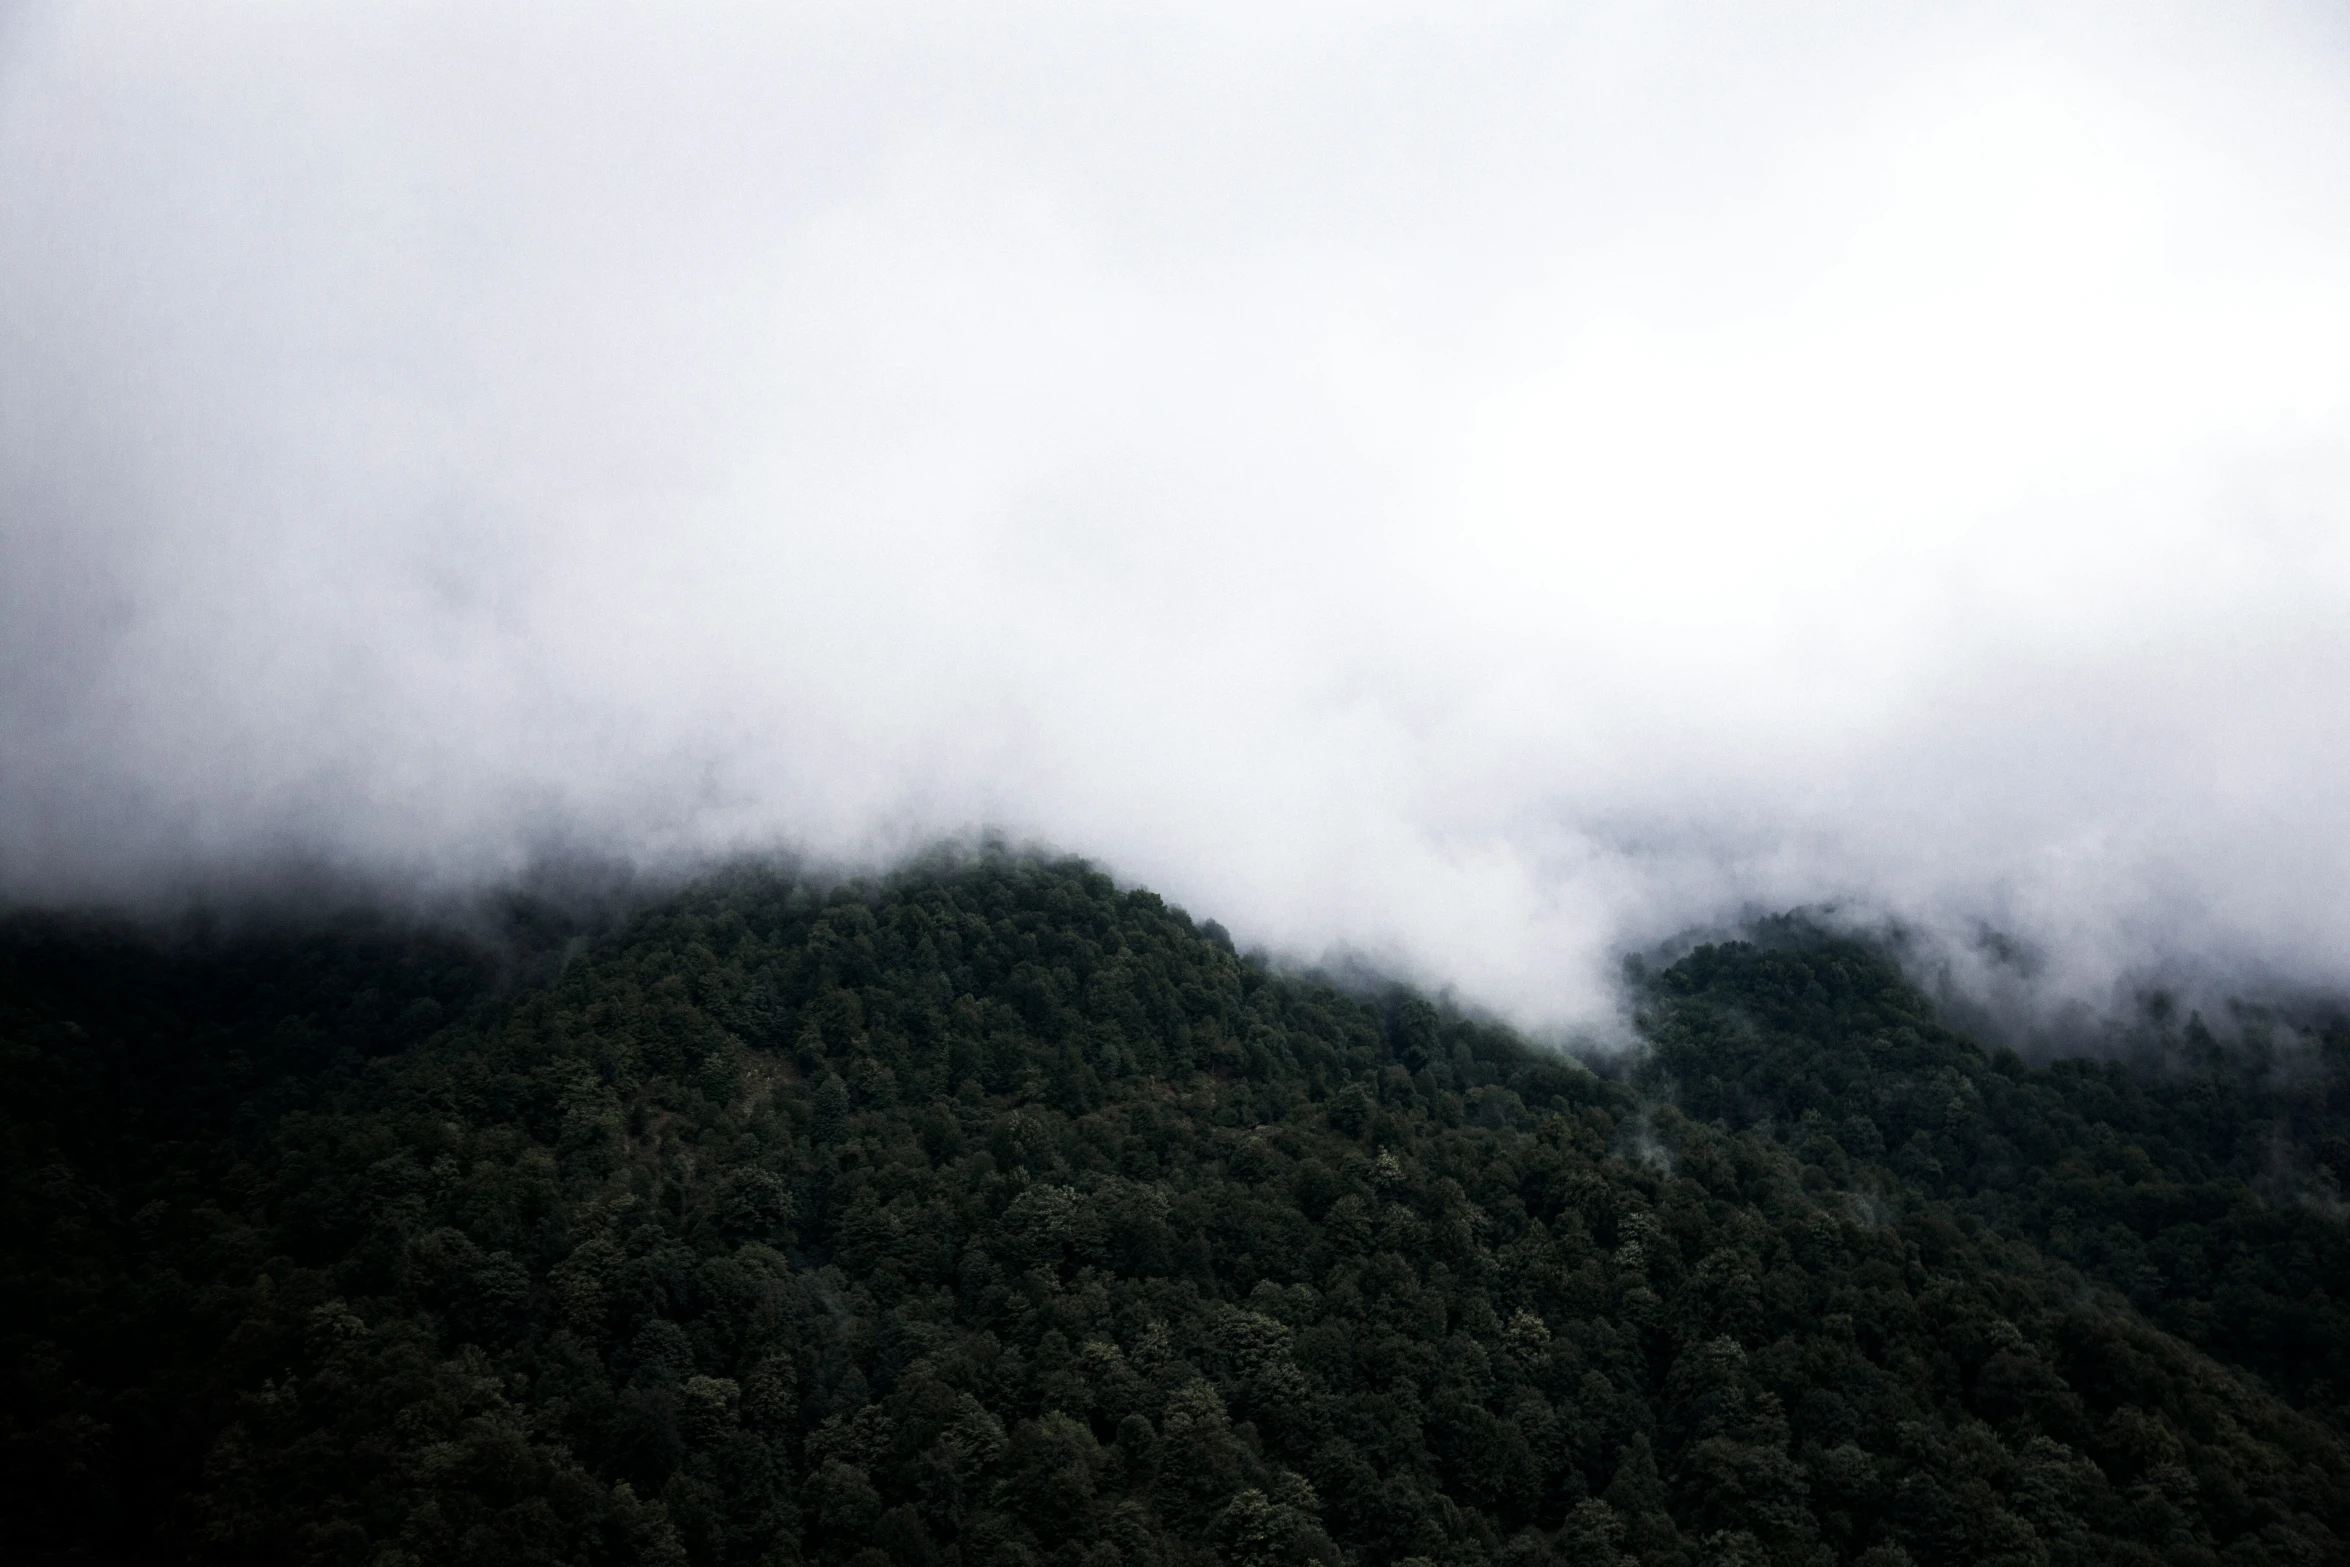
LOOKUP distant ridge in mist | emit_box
[5,2,2350,1032]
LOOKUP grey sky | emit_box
[4,2,2348,1029]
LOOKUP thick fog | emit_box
[4,2,2348,1031]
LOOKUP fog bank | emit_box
[4,2,2349,1030]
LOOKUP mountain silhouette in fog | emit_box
[7,853,2348,1565]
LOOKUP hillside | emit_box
[5,857,2349,1567]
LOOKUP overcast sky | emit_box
[4,1,2348,1031]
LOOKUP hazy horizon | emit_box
[6,2,2349,1036]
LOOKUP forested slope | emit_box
[5,858,2349,1567]
[1641,928,2350,1420]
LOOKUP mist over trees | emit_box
[8,4,2350,1032]
[6,855,2349,1566]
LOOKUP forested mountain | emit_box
[6,857,2349,1567]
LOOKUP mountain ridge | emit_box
[5,854,2348,1567]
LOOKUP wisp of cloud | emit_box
[4,1,2348,1033]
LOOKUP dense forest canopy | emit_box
[5,856,2349,1567]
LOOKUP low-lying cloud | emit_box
[4,1,2348,1032]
